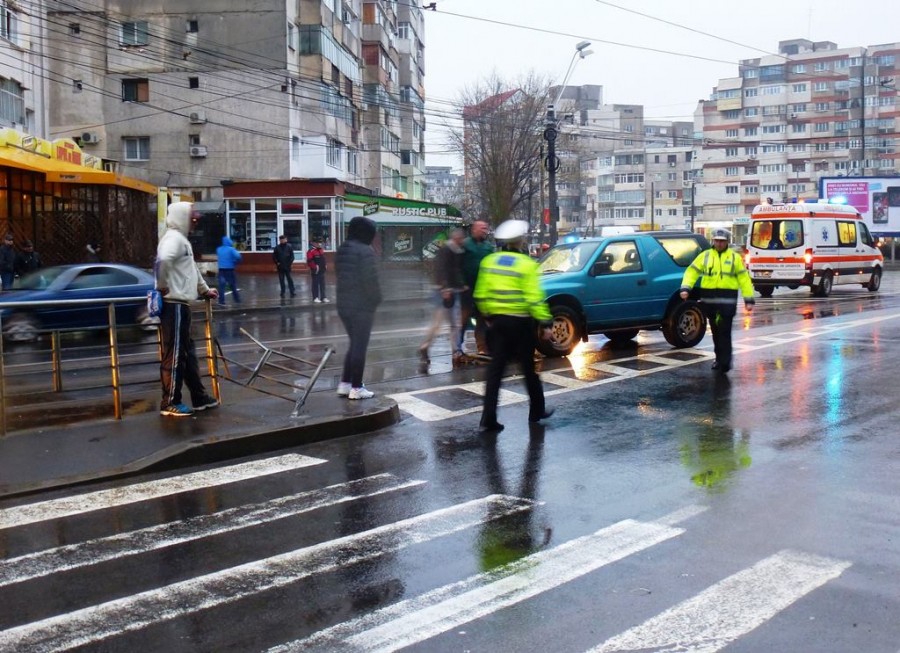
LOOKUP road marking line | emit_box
[0,494,535,652]
[0,453,326,530]
[270,506,706,653]
[0,474,425,588]
[539,372,594,389]
[390,309,900,422]
[590,549,851,653]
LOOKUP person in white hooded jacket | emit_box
[156,201,220,416]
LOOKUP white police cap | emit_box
[711,228,731,241]
[494,219,529,241]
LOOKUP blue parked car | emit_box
[538,231,710,356]
[0,264,159,342]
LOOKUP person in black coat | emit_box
[272,234,295,297]
[335,217,382,400]
[0,233,15,290]
[14,240,42,278]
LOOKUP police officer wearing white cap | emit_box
[473,220,554,432]
[679,229,755,374]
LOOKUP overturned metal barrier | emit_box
[216,328,333,417]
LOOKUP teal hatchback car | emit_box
[537,231,710,356]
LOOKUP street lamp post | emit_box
[545,41,593,246]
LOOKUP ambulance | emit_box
[745,201,883,297]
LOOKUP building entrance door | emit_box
[281,218,304,255]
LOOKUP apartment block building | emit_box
[697,38,900,239]
[0,0,47,136]
[42,0,428,260]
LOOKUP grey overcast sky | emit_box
[422,0,900,168]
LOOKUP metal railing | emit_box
[0,297,220,436]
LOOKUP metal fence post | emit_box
[204,299,220,403]
[107,303,122,420]
[51,331,63,392]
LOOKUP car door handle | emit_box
[637,279,647,286]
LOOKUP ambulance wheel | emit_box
[867,269,882,292]
[814,272,833,297]
[757,287,774,298]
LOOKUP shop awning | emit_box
[42,157,115,184]
[0,147,48,173]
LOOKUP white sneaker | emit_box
[348,386,374,400]
[322,298,330,303]
[336,382,352,397]
[313,298,322,303]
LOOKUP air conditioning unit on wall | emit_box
[81,132,100,144]
[189,145,207,158]
[189,111,207,124]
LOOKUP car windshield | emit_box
[14,266,71,290]
[539,242,601,274]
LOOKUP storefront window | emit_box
[281,198,304,214]
[255,213,278,251]
[228,212,251,250]
[306,198,332,249]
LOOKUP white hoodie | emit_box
[156,202,210,303]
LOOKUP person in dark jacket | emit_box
[306,237,329,302]
[216,236,242,305]
[0,233,16,290]
[14,239,42,278]
[85,240,101,263]
[335,217,382,400]
[273,234,295,297]
[419,228,467,365]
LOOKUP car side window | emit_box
[657,236,704,267]
[600,241,642,274]
[68,267,138,290]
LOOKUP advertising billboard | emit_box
[820,176,900,236]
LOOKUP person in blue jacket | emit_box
[216,236,242,305]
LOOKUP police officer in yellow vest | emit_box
[474,220,554,432]
[679,229,755,374]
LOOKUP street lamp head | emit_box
[575,40,591,51]
[578,49,594,59]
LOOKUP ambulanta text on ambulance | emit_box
[745,201,883,298]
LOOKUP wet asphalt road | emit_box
[1,279,900,651]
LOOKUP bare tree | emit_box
[447,73,550,226]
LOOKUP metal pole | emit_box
[107,303,122,420]
[545,106,560,246]
[650,181,655,230]
[51,331,62,392]
[204,299,221,403]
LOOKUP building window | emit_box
[725,205,739,214]
[725,147,738,156]
[291,135,300,160]
[726,186,739,194]
[726,129,739,138]
[792,83,807,93]
[72,79,83,93]
[0,77,25,124]
[744,107,758,117]
[744,127,758,136]
[0,1,18,42]
[123,137,150,161]
[69,23,81,35]
[287,22,296,50]
[791,123,806,133]
[120,21,149,46]
[189,77,199,89]
[814,61,830,72]
[726,166,739,175]
[813,82,829,92]
[745,146,757,155]
[189,134,201,146]
[814,122,830,132]
[791,64,806,73]
[815,102,830,112]
[122,78,149,102]
[186,19,198,33]
[326,138,342,168]
[347,148,358,175]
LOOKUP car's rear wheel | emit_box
[866,268,882,292]
[814,271,833,297]
[757,286,774,298]
[537,305,581,357]
[662,301,706,348]
[3,313,40,342]
[602,329,639,345]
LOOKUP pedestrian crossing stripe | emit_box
[389,310,900,422]
[0,453,327,530]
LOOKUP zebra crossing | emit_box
[0,452,854,652]
[389,309,900,422]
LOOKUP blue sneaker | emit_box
[160,403,193,417]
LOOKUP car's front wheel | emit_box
[537,305,582,357]
[662,301,706,348]
[3,313,40,342]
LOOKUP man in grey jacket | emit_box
[156,202,220,416]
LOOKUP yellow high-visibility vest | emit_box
[474,251,551,321]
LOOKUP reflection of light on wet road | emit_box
[566,342,592,379]
[824,341,845,453]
